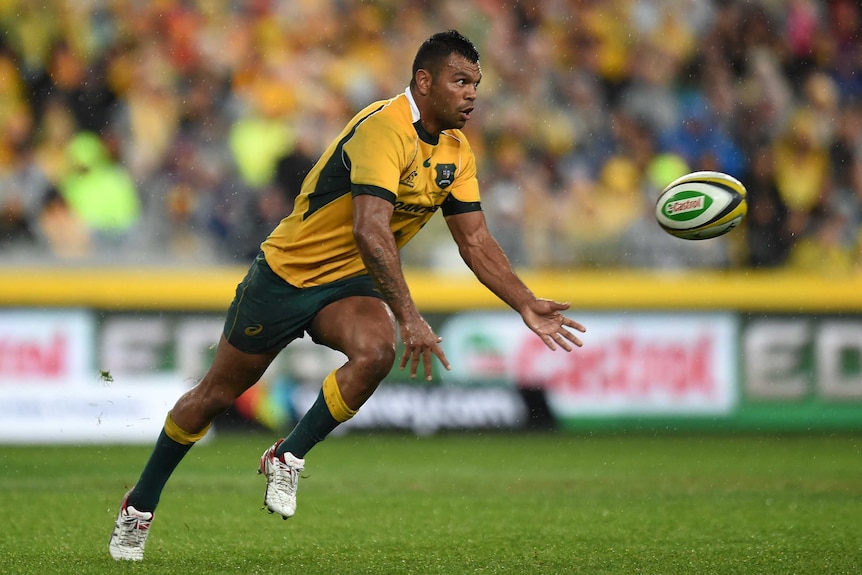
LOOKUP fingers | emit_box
[433,343,451,373]
[537,314,586,352]
[422,348,433,380]
[555,334,573,352]
[400,337,450,381]
[561,317,587,333]
[410,348,422,378]
[559,328,584,349]
[398,347,424,378]
[542,330,581,352]
[541,333,560,352]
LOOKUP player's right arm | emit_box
[352,194,450,380]
[345,103,450,379]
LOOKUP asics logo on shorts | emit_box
[244,324,264,336]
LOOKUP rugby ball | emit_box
[655,171,747,240]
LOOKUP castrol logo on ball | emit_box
[662,191,711,221]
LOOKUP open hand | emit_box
[520,299,586,351]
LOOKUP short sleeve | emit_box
[343,115,406,196]
[446,134,480,204]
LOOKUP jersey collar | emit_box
[405,86,420,122]
[405,86,439,146]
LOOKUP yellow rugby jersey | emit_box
[261,89,482,287]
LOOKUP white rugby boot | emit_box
[259,439,305,519]
[108,492,153,561]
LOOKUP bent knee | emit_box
[189,376,248,416]
[351,343,396,381]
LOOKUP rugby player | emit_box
[109,30,586,561]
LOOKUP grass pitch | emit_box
[1,432,860,575]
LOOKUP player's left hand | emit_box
[520,299,585,351]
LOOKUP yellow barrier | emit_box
[1,267,860,312]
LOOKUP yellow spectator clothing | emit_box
[773,142,829,213]
[773,110,830,213]
[788,237,855,276]
[262,88,481,288]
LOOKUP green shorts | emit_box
[223,252,383,354]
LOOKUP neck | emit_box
[407,85,440,136]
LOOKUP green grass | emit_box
[1,433,860,574]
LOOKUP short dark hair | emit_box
[411,30,480,83]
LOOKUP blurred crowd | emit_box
[0,0,860,273]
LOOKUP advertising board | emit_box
[0,309,94,385]
[0,310,192,443]
[440,312,739,418]
[2,307,861,442]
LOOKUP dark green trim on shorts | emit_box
[223,252,383,354]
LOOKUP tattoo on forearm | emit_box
[366,246,406,307]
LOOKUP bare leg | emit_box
[308,296,397,409]
[273,296,396,460]
[126,335,279,512]
[171,335,280,432]
[261,296,397,518]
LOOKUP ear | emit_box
[414,68,432,96]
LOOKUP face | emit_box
[425,53,482,132]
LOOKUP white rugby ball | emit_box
[655,171,747,240]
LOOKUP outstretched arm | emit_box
[445,210,586,351]
[353,194,450,379]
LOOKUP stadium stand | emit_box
[0,0,859,272]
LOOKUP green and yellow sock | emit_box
[278,370,356,459]
[127,412,211,512]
